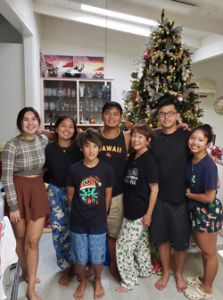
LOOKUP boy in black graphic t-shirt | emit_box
[67,129,115,300]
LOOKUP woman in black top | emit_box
[44,116,83,286]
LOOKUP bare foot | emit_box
[176,273,187,293]
[115,285,131,293]
[26,290,42,300]
[94,278,105,299]
[73,280,87,300]
[155,272,170,290]
[70,263,78,278]
[77,266,94,282]
[109,265,121,281]
[59,269,70,287]
[22,274,41,284]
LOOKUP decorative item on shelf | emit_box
[57,88,66,97]
[67,87,71,97]
[79,83,85,97]
[50,102,55,110]
[94,100,99,112]
[71,89,76,97]
[60,100,65,111]
[87,86,92,98]
[44,102,49,110]
[90,100,94,112]
[85,98,90,111]
[53,88,57,96]
[65,62,84,78]
[98,90,103,98]
[90,118,96,124]
[48,88,53,96]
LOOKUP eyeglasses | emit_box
[158,111,177,117]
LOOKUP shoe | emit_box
[184,287,213,300]
[186,275,203,287]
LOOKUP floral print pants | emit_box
[116,217,152,289]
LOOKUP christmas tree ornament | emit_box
[128,102,133,110]
[173,70,176,81]
[177,92,183,101]
[159,64,168,74]
[131,72,138,78]
[125,120,133,129]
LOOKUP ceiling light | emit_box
[81,4,157,26]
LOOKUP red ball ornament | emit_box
[132,93,136,98]
[143,50,149,60]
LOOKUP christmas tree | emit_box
[122,10,203,130]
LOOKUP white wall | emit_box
[192,59,223,147]
[0,44,25,143]
[40,16,145,105]
[0,0,42,111]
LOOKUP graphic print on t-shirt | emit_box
[125,167,139,186]
[79,176,102,205]
[101,145,123,158]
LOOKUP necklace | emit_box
[59,145,68,153]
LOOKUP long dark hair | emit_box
[17,107,41,132]
[54,115,77,142]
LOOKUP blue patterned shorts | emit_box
[70,231,106,265]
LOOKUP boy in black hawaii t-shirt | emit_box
[67,129,115,300]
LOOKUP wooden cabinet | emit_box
[40,78,113,129]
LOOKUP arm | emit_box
[67,186,75,208]
[177,123,191,131]
[141,183,159,228]
[38,130,56,141]
[186,188,216,204]
[123,131,131,152]
[1,141,21,223]
[105,187,113,213]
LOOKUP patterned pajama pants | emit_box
[116,217,152,289]
[47,184,73,270]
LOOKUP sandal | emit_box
[184,287,213,300]
[186,275,203,287]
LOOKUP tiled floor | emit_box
[5,232,223,300]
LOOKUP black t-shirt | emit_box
[124,150,159,220]
[98,129,127,197]
[67,159,115,229]
[150,128,190,204]
[44,140,83,187]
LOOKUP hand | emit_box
[186,187,191,197]
[217,176,221,190]
[140,214,152,228]
[77,128,83,137]
[10,210,21,224]
[36,130,42,135]
[177,123,191,131]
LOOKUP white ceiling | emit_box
[33,0,223,63]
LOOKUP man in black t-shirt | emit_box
[150,96,191,293]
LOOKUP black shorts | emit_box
[150,198,191,251]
